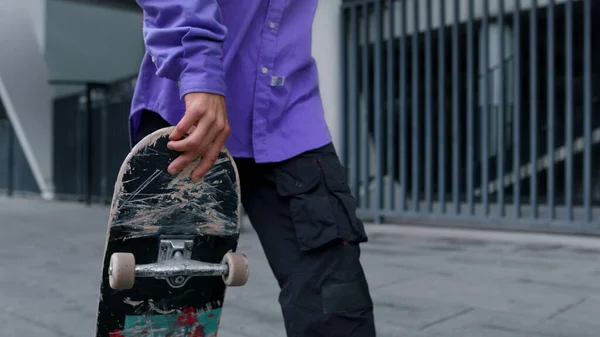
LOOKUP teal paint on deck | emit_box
[117,307,222,336]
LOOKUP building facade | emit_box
[1,0,598,233]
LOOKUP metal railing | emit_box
[340,0,598,233]
[50,76,135,204]
[1,75,135,202]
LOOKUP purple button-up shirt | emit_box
[130,0,332,163]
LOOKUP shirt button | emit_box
[261,67,268,74]
[269,22,276,29]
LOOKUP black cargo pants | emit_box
[135,110,376,337]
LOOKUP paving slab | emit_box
[423,308,600,337]
[2,196,600,336]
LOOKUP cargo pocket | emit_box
[274,160,339,252]
[317,156,368,244]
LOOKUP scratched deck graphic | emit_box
[95,127,243,337]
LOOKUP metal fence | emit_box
[51,77,134,204]
[340,0,599,233]
[0,77,134,203]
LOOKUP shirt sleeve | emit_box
[136,0,227,99]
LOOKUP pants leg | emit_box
[132,109,172,145]
[235,145,376,337]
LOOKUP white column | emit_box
[24,0,47,53]
[0,1,54,199]
[312,0,343,154]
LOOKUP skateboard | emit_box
[95,126,249,337]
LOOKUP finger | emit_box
[168,115,213,152]
[191,118,224,155]
[167,151,198,175]
[190,146,218,181]
[190,131,228,181]
[170,110,200,141]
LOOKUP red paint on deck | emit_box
[176,306,199,326]
[190,325,206,337]
[109,329,125,337]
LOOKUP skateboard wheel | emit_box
[109,253,136,290]
[221,252,249,287]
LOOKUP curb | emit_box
[363,223,600,250]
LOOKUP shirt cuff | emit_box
[178,56,227,99]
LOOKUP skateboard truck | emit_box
[108,239,249,290]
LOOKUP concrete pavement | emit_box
[1,196,600,336]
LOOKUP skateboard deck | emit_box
[95,126,248,337]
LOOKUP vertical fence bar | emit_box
[100,89,109,203]
[583,0,592,223]
[451,0,460,214]
[438,0,446,213]
[564,0,573,221]
[76,95,84,201]
[7,122,14,197]
[349,6,360,204]
[340,6,348,169]
[374,0,384,222]
[498,0,505,217]
[547,0,555,220]
[513,0,521,218]
[400,0,408,211]
[360,2,370,211]
[529,0,538,219]
[85,84,93,205]
[411,0,420,212]
[425,0,433,212]
[466,0,474,215]
[386,0,395,211]
[482,0,490,215]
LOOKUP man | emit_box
[131,1,375,336]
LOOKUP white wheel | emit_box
[221,252,249,287]
[109,253,136,290]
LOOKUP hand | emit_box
[166,92,230,181]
